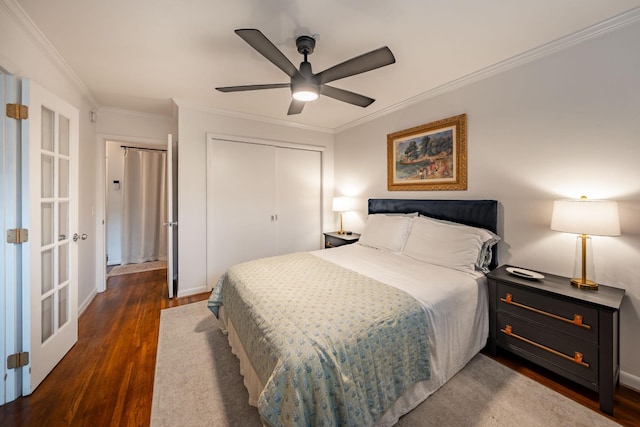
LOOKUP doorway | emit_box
[105,140,167,275]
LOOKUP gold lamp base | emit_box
[570,278,598,290]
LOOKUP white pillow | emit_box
[357,214,413,252]
[417,215,500,272]
[403,215,499,273]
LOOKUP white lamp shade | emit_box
[332,196,352,212]
[551,199,620,236]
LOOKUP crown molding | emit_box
[335,6,640,134]
[172,98,335,135]
[1,0,98,108]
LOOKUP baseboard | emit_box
[78,287,97,316]
[176,285,208,299]
[620,370,640,393]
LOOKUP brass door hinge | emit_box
[6,103,29,120]
[7,228,29,244]
[7,352,29,369]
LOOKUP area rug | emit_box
[150,301,620,427]
[107,260,167,277]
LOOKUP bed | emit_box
[208,198,499,426]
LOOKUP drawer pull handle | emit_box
[501,325,589,367]
[501,293,591,330]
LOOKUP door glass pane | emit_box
[59,201,69,242]
[59,115,70,156]
[59,158,69,198]
[41,202,54,246]
[41,155,54,198]
[41,106,54,151]
[41,295,54,343]
[58,243,68,284]
[41,249,54,294]
[58,285,69,327]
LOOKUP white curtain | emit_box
[121,148,167,265]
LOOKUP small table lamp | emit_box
[550,196,620,290]
[332,196,352,235]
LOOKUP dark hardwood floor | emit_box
[0,269,209,427]
[0,269,638,426]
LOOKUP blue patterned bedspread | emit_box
[208,252,430,427]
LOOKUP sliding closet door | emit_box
[208,140,277,281]
[207,137,322,286]
[275,148,321,254]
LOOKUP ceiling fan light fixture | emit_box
[292,90,319,102]
[218,29,396,114]
[292,82,319,102]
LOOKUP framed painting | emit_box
[387,113,467,191]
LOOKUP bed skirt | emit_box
[219,306,264,407]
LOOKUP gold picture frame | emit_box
[387,113,467,191]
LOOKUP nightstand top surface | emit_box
[488,265,625,310]
[323,231,360,241]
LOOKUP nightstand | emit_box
[323,232,360,248]
[487,265,625,415]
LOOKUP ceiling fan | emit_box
[216,29,396,115]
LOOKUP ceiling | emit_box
[15,0,640,130]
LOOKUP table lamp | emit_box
[550,196,620,290]
[332,196,352,235]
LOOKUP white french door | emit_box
[1,70,21,405]
[22,80,79,394]
[165,134,177,298]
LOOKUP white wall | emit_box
[1,1,98,312]
[334,21,640,387]
[176,104,335,297]
[105,141,124,265]
[96,107,175,140]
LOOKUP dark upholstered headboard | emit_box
[368,199,499,270]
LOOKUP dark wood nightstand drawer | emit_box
[497,312,598,384]
[497,282,598,343]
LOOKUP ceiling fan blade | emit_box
[320,85,375,107]
[216,83,290,92]
[287,99,305,115]
[316,46,395,84]
[235,29,301,79]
